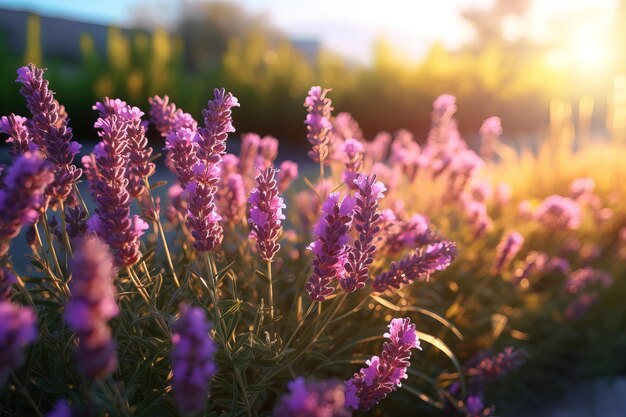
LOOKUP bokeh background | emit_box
[0,0,625,147]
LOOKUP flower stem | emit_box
[267,260,274,323]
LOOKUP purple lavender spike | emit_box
[341,173,386,293]
[306,192,355,302]
[0,151,54,256]
[373,241,457,292]
[248,167,285,261]
[16,64,82,203]
[171,304,217,415]
[65,235,119,379]
[0,301,37,386]
[345,317,421,411]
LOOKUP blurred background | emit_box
[0,0,625,147]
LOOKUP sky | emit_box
[0,0,619,63]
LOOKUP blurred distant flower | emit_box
[171,304,216,416]
[239,133,261,182]
[471,180,493,203]
[511,251,549,286]
[534,195,582,230]
[565,267,612,294]
[0,114,34,157]
[368,132,392,163]
[565,292,600,320]
[249,167,285,262]
[341,174,386,293]
[479,116,502,161]
[0,151,54,256]
[16,64,82,204]
[255,135,279,169]
[46,400,75,417]
[66,235,119,379]
[0,267,16,301]
[341,138,365,190]
[494,182,512,207]
[333,112,363,142]
[220,173,246,224]
[373,241,456,292]
[345,317,421,411]
[0,300,37,386]
[491,231,524,275]
[273,377,349,417]
[306,192,355,302]
[569,177,595,201]
[390,130,421,181]
[276,160,299,192]
[304,86,334,164]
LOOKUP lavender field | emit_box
[0,60,624,417]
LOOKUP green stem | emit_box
[11,373,43,417]
[58,199,73,257]
[157,219,180,288]
[267,260,274,324]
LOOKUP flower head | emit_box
[304,86,334,164]
[273,377,350,417]
[249,167,285,261]
[345,317,421,411]
[0,301,37,386]
[171,304,217,415]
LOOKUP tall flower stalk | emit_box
[65,236,119,379]
[16,64,82,205]
[249,167,285,320]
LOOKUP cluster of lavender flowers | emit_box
[65,236,119,379]
[449,347,528,417]
[0,152,54,256]
[345,317,421,411]
[16,64,82,204]
[564,267,613,320]
[273,377,349,417]
[0,114,33,157]
[171,304,217,415]
[534,195,582,230]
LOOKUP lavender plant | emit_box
[1,64,623,417]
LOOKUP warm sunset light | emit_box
[0,0,626,416]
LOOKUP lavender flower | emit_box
[0,151,54,256]
[565,267,612,294]
[276,160,299,192]
[368,132,392,163]
[273,377,350,417]
[304,86,334,164]
[0,267,16,300]
[124,107,154,197]
[148,95,198,135]
[373,241,456,292]
[165,128,199,188]
[479,116,502,161]
[0,114,33,157]
[491,231,524,275]
[89,114,147,266]
[534,195,582,230]
[171,304,217,416]
[220,173,247,224]
[46,400,75,417]
[16,64,82,203]
[565,292,600,320]
[185,89,238,252]
[0,301,37,386]
[64,205,88,241]
[239,133,261,181]
[345,317,421,411]
[511,251,549,287]
[195,88,239,164]
[249,167,285,262]
[341,174,386,292]
[469,347,528,389]
[306,193,355,302]
[341,138,365,190]
[255,135,279,169]
[65,236,119,379]
[333,112,363,141]
[390,130,421,180]
[569,177,595,201]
